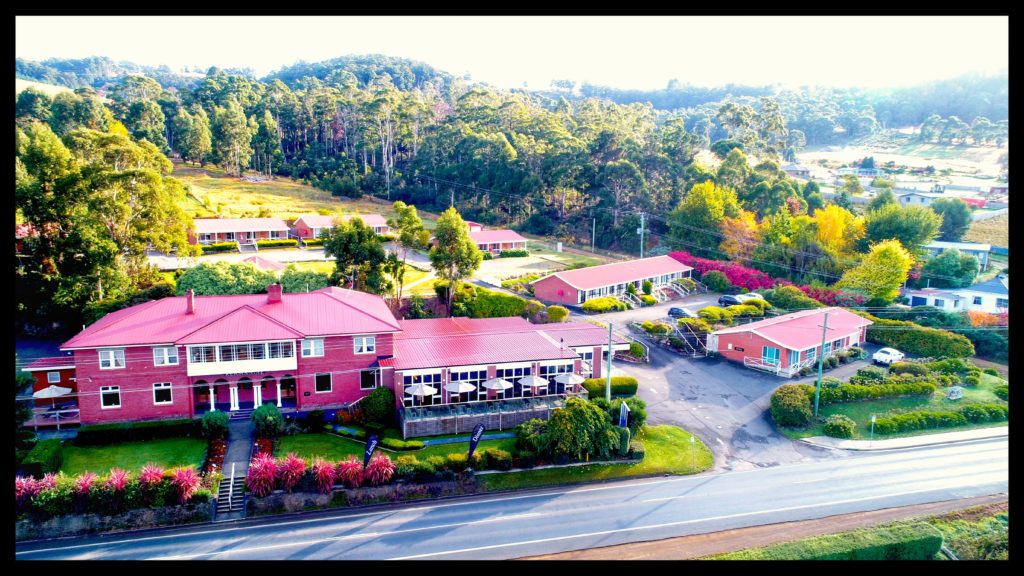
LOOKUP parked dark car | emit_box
[718,295,743,307]
[668,307,696,318]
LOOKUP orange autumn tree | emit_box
[718,210,760,263]
[814,204,864,256]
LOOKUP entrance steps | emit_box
[216,476,245,514]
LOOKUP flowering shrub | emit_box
[246,453,278,497]
[139,464,165,489]
[74,472,97,496]
[277,453,306,492]
[967,310,1007,327]
[171,467,202,504]
[335,456,365,488]
[16,476,40,506]
[311,458,335,494]
[799,285,869,307]
[105,468,130,492]
[38,473,57,491]
[364,453,396,486]
[669,252,778,291]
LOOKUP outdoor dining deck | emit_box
[22,406,80,430]
[398,391,587,438]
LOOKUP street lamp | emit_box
[870,414,876,443]
[689,435,696,469]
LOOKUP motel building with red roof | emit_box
[290,214,390,240]
[34,284,628,434]
[707,308,873,377]
[189,218,291,246]
[531,255,694,306]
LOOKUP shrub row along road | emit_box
[15,437,1007,560]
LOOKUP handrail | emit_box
[228,462,235,509]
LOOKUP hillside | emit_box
[964,213,1009,248]
[15,78,71,97]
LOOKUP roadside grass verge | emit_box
[926,504,1009,560]
[60,437,208,476]
[274,432,515,461]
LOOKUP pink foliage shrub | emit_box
[335,456,364,488]
[246,452,278,497]
[669,252,778,291]
[277,453,306,492]
[38,473,57,491]
[171,467,201,504]
[799,285,869,307]
[105,468,130,492]
[364,453,395,486]
[15,476,40,505]
[311,458,335,494]
[139,464,165,489]
[74,472,97,496]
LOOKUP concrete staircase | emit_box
[216,475,245,514]
[229,408,254,420]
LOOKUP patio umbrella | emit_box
[33,385,73,408]
[482,378,513,390]
[443,382,477,394]
[404,383,438,396]
[552,373,585,386]
[518,375,549,389]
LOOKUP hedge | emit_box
[701,270,732,292]
[639,294,658,306]
[853,311,975,358]
[546,305,569,323]
[629,440,645,461]
[677,317,711,333]
[698,306,734,326]
[811,381,937,406]
[482,252,492,260]
[582,377,638,397]
[888,362,930,376]
[994,385,1008,401]
[711,523,943,560]
[201,411,229,440]
[255,239,298,249]
[302,238,326,247]
[499,249,529,258]
[872,404,1007,435]
[771,384,814,427]
[74,419,201,446]
[22,439,64,475]
[823,414,856,439]
[725,304,762,317]
[581,297,628,313]
[856,366,886,381]
[379,437,425,451]
[198,242,238,254]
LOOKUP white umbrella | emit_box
[518,375,549,388]
[33,385,73,408]
[552,373,585,385]
[444,382,477,394]
[405,383,438,396]
[483,378,513,390]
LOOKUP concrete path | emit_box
[225,419,255,475]
[801,426,1008,451]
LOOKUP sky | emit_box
[16,16,1008,91]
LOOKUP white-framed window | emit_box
[973,296,983,305]
[496,366,533,398]
[268,341,295,359]
[360,370,378,390]
[315,372,332,393]
[312,227,322,238]
[403,373,441,406]
[153,346,179,366]
[269,230,281,239]
[953,300,961,308]
[806,347,816,362]
[354,336,376,354]
[47,371,61,383]
[997,298,1009,308]
[153,382,173,405]
[189,345,216,363]
[224,232,236,241]
[98,348,125,370]
[199,233,213,244]
[100,386,121,408]
[449,369,486,402]
[302,338,324,357]
[934,298,945,308]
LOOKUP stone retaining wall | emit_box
[16,501,214,541]
[247,478,477,515]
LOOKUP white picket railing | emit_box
[744,356,781,375]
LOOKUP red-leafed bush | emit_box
[139,464,165,489]
[311,458,335,494]
[38,473,57,491]
[668,252,779,291]
[246,452,278,497]
[171,467,202,504]
[364,453,396,486]
[74,472,97,496]
[335,456,365,488]
[105,468,130,492]
[15,476,40,505]
[276,453,306,492]
[799,285,869,307]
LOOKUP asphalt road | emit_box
[16,437,1007,560]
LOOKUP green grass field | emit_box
[274,432,516,461]
[478,425,713,491]
[284,261,336,275]
[60,437,208,476]
[780,373,1008,440]
[16,78,73,97]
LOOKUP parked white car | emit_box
[872,347,905,365]
[735,293,764,303]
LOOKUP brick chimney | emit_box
[268,283,283,303]
[186,289,195,314]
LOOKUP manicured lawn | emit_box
[779,373,1009,440]
[401,265,430,287]
[478,425,713,491]
[274,432,516,462]
[60,437,208,476]
[285,260,336,275]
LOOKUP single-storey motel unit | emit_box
[922,241,992,271]
[468,229,529,254]
[290,214,390,239]
[31,285,627,430]
[531,255,694,306]
[189,218,291,245]
[707,307,873,377]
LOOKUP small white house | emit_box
[955,275,1009,313]
[903,288,964,311]
[896,191,944,208]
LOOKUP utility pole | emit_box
[638,212,645,259]
[592,217,596,253]
[606,322,614,403]
[450,187,455,209]
[813,311,830,417]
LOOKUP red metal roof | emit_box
[713,308,873,351]
[468,229,528,244]
[62,287,401,349]
[242,255,287,271]
[294,214,388,230]
[542,324,629,348]
[396,317,534,340]
[23,356,76,371]
[534,256,693,291]
[193,218,290,234]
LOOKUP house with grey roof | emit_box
[954,275,1009,314]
